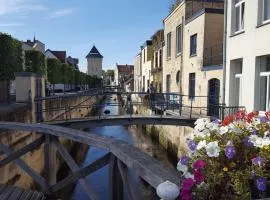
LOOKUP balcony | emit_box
[203,44,223,67]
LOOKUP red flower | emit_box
[193,160,206,169]
[180,178,194,200]
[223,115,233,126]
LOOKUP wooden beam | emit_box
[50,153,111,193]
[52,138,98,200]
[0,143,46,189]
[109,155,123,200]
[0,136,45,168]
[117,159,136,200]
[44,135,56,191]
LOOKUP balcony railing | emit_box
[203,44,223,66]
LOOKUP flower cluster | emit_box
[177,111,270,199]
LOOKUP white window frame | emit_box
[260,72,270,111]
[235,73,242,106]
[262,0,270,23]
[234,0,245,33]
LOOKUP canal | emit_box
[72,95,177,200]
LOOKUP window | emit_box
[258,55,270,111]
[143,49,146,63]
[159,49,163,67]
[167,32,172,58]
[176,25,182,55]
[189,73,196,99]
[234,0,245,32]
[190,34,197,56]
[263,0,270,22]
[155,51,158,68]
[176,71,180,84]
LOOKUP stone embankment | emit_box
[134,104,193,161]
[0,94,99,189]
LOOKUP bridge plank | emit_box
[110,140,181,189]
[52,137,98,200]
[50,153,111,193]
[0,122,114,150]
[0,144,47,189]
[6,187,23,200]
[0,136,45,168]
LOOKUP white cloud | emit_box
[49,8,75,18]
[0,22,25,27]
[0,0,47,16]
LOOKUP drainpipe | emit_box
[179,16,184,115]
[222,0,228,106]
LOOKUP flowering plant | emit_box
[177,111,270,199]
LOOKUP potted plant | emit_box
[177,111,270,200]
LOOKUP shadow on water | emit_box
[71,95,177,200]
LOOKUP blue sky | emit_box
[0,0,172,72]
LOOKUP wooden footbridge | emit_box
[0,122,180,200]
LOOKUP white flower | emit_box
[228,123,242,134]
[263,137,270,146]
[205,141,221,157]
[177,162,188,174]
[206,122,219,131]
[184,172,194,179]
[197,140,207,150]
[218,126,228,135]
[249,135,264,148]
[195,122,205,132]
[195,118,210,125]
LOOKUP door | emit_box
[208,78,220,116]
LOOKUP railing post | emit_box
[109,155,123,200]
[179,95,182,116]
[44,135,57,193]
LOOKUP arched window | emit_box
[176,71,180,84]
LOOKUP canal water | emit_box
[72,95,176,200]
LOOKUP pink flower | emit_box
[180,178,194,200]
[194,169,205,184]
[193,160,206,169]
[182,178,194,190]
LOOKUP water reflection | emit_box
[72,96,175,200]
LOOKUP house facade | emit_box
[183,8,224,115]
[86,46,103,78]
[134,53,142,92]
[115,64,134,91]
[151,29,164,93]
[225,0,270,113]
[140,40,153,92]
[163,0,224,95]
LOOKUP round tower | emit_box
[86,45,103,78]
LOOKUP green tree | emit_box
[24,50,46,75]
[0,34,23,81]
[46,58,61,94]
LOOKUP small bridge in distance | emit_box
[35,86,245,128]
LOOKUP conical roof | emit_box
[86,45,103,58]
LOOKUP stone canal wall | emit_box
[0,95,98,189]
[134,105,193,160]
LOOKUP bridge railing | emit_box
[0,122,180,200]
[34,89,245,123]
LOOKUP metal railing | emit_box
[34,88,245,123]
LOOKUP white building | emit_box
[134,53,142,92]
[86,46,103,78]
[225,0,270,112]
